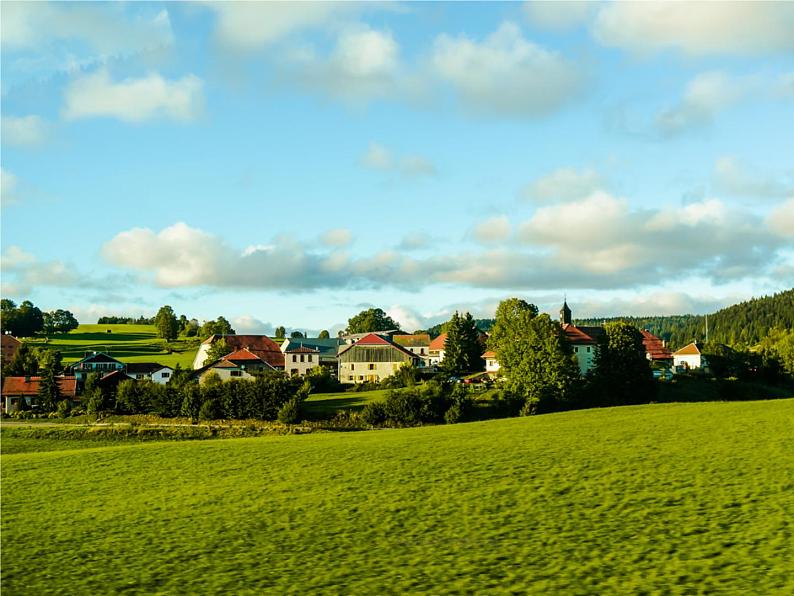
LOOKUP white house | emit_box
[125,363,174,385]
[673,342,705,370]
[483,350,500,374]
[393,334,432,367]
[280,337,345,377]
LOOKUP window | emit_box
[358,375,364,381]
[136,374,145,380]
[421,348,425,355]
[350,363,355,370]
[300,354,305,362]
[230,370,242,377]
[308,355,312,362]
[369,363,375,370]
[161,372,170,378]
[587,346,591,353]
[348,375,354,381]
[574,347,579,353]
[292,355,297,362]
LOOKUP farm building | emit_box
[393,334,432,367]
[280,337,345,377]
[338,333,420,384]
[1,376,78,413]
[193,334,284,370]
[196,348,277,383]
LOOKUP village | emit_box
[0,301,706,413]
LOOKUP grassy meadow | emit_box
[3,399,793,594]
[24,323,199,369]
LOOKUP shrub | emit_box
[56,399,72,418]
[198,399,218,422]
[277,398,301,424]
[361,401,387,426]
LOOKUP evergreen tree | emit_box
[275,326,286,339]
[37,366,63,412]
[318,330,330,339]
[590,322,655,406]
[442,312,484,375]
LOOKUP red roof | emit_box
[338,333,418,359]
[224,348,265,362]
[429,333,447,351]
[673,342,701,356]
[561,323,597,344]
[2,376,77,397]
[641,330,673,360]
[482,350,496,358]
[204,335,284,368]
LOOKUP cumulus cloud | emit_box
[592,2,794,56]
[321,228,353,248]
[656,71,750,137]
[396,232,434,251]
[209,2,352,51]
[1,2,173,53]
[1,245,83,296]
[713,157,794,200]
[431,22,582,117]
[472,216,512,245]
[1,115,50,147]
[233,315,276,335]
[1,168,19,206]
[523,1,596,31]
[767,198,794,237]
[360,142,436,178]
[520,167,603,203]
[63,70,204,123]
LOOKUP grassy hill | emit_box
[3,399,793,593]
[24,323,199,369]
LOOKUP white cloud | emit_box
[332,28,399,79]
[360,142,436,178]
[1,168,19,206]
[232,315,276,335]
[592,2,794,55]
[321,228,353,248]
[1,3,173,54]
[1,115,50,147]
[714,157,794,200]
[431,22,582,117]
[0,245,83,296]
[767,198,794,237]
[1,246,36,269]
[210,2,350,51]
[656,71,750,136]
[385,305,426,333]
[523,1,596,31]
[472,216,512,245]
[63,70,204,123]
[396,232,434,251]
[520,167,602,203]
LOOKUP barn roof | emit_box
[2,376,77,397]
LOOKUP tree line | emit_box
[1,300,79,337]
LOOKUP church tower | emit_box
[560,299,572,325]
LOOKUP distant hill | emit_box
[575,288,794,349]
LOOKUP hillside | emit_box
[576,288,794,349]
[3,399,793,594]
[24,324,198,369]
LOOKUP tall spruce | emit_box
[442,311,485,375]
[37,366,63,412]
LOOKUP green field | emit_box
[3,399,793,593]
[25,323,199,369]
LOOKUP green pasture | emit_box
[3,399,793,594]
[25,323,198,369]
[303,388,390,417]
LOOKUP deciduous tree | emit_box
[345,308,400,334]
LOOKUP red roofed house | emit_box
[559,300,602,375]
[338,333,420,384]
[641,330,673,365]
[2,376,78,413]
[198,347,277,384]
[428,333,448,367]
[1,334,21,365]
[193,334,285,370]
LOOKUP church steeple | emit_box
[560,298,572,325]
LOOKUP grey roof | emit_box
[126,362,171,374]
[281,337,345,356]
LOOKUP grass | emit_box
[303,388,390,418]
[3,399,793,593]
[24,323,199,369]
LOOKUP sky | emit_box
[1,1,793,335]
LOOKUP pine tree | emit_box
[37,366,63,412]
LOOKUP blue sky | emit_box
[2,1,793,335]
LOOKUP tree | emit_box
[42,309,79,335]
[345,308,400,334]
[489,299,578,413]
[37,366,63,412]
[290,331,304,339]
[200,316,236,339]
[1,300,44,337]
[442,312,484,375]
[155,305,179,341]
[318,330,330,339]
[590,322,655,406]
[203,338,233,366]
[275,326,286,339]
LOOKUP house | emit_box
[193,334,285,370]
[70,352,125,382]
[280,337,345,377]
[1,334,21,364]
[340,329,401,344]
[338,333,420,384]
[125,363,174,384]
[641,330,673,365]
[1,376,78,413]
[428,333,448,367]
[673,342,705,370]
[393,334,432,367]
[197,348,276,383]
[483,350,500,374]
[558,301,604,375]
